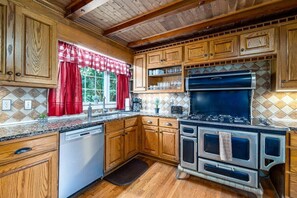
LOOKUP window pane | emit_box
[86,67,95,76]
[109,90,116,102]
[86,89,95,102]
[86,76,95,89]
[96,90,104,102]
[82,88,86,102]
[96,77,104,90]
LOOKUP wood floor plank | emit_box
[78,161,254,198]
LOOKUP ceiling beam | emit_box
[103,0,215,36]
[65,0,109,20]
[127,0,297,48]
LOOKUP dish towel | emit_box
[219,131,233,161]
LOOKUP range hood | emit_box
[186,70,256,91]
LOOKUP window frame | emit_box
[81,68,117,109]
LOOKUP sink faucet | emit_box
[102,96,108,113]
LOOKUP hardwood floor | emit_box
[77,160,256,198]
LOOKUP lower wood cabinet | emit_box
[105,129,125,171]
[105,117,139,172]
[0,133,58,198]
[159,127,179,162]
[286,131,297,197]
[142,125,159,157]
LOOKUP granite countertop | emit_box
[0,111,187,142]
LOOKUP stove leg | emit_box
[176,169,190,180]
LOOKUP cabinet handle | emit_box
[210,53,214,56]
[204,54,208,57]
[166,122,172,126]
[14,147,32,155]
[147,120,152,124]
[15,72,21,76]
[241,48,245,52]
[125,132,128,135]
[6,71,13,75]
[159,131,163,134]
[155,130,158,133]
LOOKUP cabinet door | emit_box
[163,46,183,66]
[124,126,138,160]
[147,51,162,68]
[133,54,146,92]
[240,28,275,56]
[209,36,239,60]
[184,41,209,63]
[0,0,14,81]
[159,127,179,162]
[0,151,58,198]
[105,130,124,171]
[15,6,57,86]
[279,23,297,90]
[142,126,159,156]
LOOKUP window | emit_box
[80,67,117,105]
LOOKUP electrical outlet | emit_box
[2,99,12,111]
[24,100,32,110]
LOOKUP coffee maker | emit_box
[132,98,142,112]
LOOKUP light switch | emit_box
[24,100,32,110]
[2,99,12,111]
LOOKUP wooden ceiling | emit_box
[40,0,297,50]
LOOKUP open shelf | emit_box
[148,72,182,78]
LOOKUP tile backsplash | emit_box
[134,60,297,120]
[0,86,47,124]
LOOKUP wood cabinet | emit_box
[277,23,297,91]
[184,41,209,63]
[133,54,146,92]
[0,0,13,82]
[286,131,297,197]
[209,36,239,60]
[159,127,179,162]
[105,129,125,171]
[141,116,179,162]
[105,117,139,172]
[14,6,57,87]
[0,133,58,198]
[240,28,275,56]
[147,46,182,68]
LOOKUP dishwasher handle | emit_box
[63,125,103,141]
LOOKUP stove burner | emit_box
[188,114,250,125]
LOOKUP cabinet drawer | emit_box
[159,118,178,128]
[105,120,124,133]
[290,132,297,147]
[288,173,297,198]
[0,133,58,165]
[289,148,297,173]
[125,117,138,128]
[142,116,158,126]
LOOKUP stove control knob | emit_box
[219,117,224,122]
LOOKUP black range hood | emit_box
[186,70,256,91]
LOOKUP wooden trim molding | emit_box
[103,0,214,36]
[129,0,297,48]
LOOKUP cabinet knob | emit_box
[204,54,208,57]
[6,71,13,75]
[147,120,152,124]
[15,72,21,76]
[241,48,245,52]
[159,131,163,134]
[210,53,214,56]
[166,122,172,126]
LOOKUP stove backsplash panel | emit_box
[134,60,297,120]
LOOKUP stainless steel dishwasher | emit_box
[59,125,104,198]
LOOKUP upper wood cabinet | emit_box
[0,0,13,82]
[240,28,275,56]
[184,41,209,63]
[133,54,146,92]
[209,36,239,60]
[14,6,57,87]
[277,23,297,91]
[147,46,182,68]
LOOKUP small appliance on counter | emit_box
[132,98,142,112]
[125,98,130,111]
[171,106,183,114]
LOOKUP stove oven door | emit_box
[181,136,197,171]
[198,127,258,169]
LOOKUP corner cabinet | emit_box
[277,23,297,91]
[133,54,146,92]
[0,133,58,198]
[14,6,57,87]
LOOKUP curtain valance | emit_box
[58,41,130,76]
